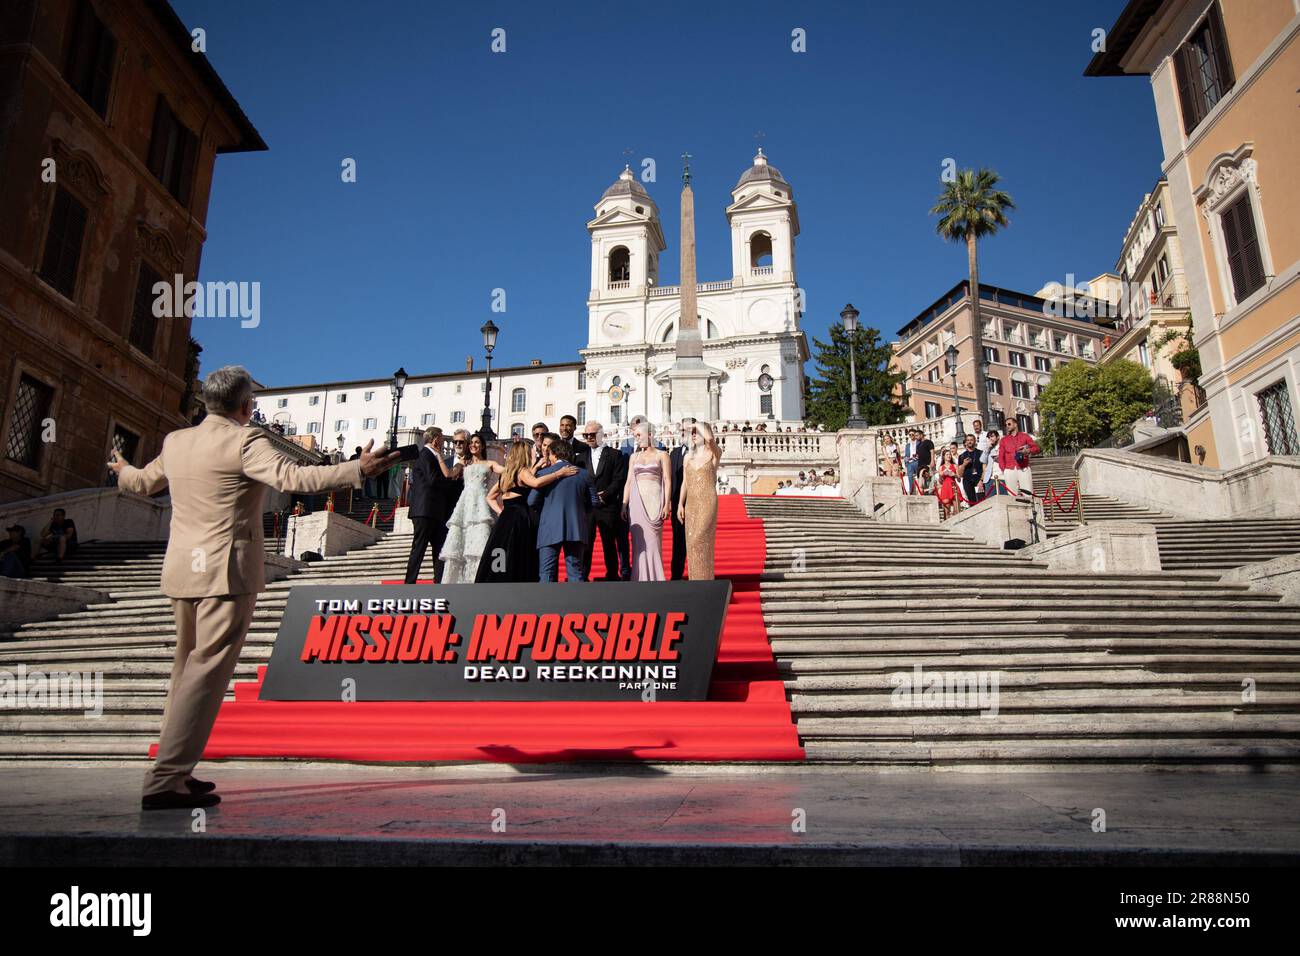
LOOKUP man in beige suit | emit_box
[111,365,397,810]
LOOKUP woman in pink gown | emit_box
[620,421,672,581]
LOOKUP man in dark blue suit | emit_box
[404,427,457,583]
[529,435,598,583]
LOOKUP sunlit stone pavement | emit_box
[1,763,1298,865]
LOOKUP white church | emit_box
[253,151,809,449]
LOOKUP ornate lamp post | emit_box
[480,319,499,441]
[946,343,964,439]
[841,304,866,428]
[388,367,408,450]
[336,433,345,462]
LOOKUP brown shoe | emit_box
[142,790,220,811]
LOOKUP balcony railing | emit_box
[648,279,733,297]
[608,280,630,290]
[720,431,837,464]
[751,266,774,277]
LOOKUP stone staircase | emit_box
[28,541,168,599]
[743,494,1300,768]
[0,531,435,758]
[1033,456,1300,571]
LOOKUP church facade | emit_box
[251,151,809,452]
[581,150,808,429]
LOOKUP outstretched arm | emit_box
[111,450,168,496]
[243,435,386,493]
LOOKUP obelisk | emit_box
[661,152,717,422]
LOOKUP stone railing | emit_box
[648,279,734,297]
[0,486,171,543]
[1075,449,1300,519]
[721,431,838,463]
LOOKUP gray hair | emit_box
[203,365,254,414]
[423,426,442,443]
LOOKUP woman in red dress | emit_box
[936,447,959,519]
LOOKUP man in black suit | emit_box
[558,415,591,472]
[916,430,935,475]
[404,427,456,583]
[668,417,694,580]
[578,421,628,581]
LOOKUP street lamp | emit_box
[841,304,866,428]
[336,433,345,461]
[480,319,499,441]
[1046,409,1058,456]
[946,343,964,439]
[388,366,408,450]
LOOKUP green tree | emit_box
[1038,359,1155,450]
[930,168,1015,423]
[804,322,908,431]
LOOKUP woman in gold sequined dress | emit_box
[676,421,722,580]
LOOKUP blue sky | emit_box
[173,0,1161,387]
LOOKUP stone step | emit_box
[778,652,1300,672]
[790,692,1300,714]
[798,739,1300,765]
[771,636,1300,655]
[784,670,1299,691]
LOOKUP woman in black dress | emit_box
[475,439,576,582]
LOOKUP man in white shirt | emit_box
[581,421,630,580]
[971,418,989,454]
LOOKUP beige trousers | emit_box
[144,593,257,796]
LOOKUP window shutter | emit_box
[90,27,117,116]
[1222,198,1248,300]
[1173,45,1199,135]
[1232,196,1266,298]
[147,96,171,180]
[1208,2,1234,90]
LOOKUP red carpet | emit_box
[193,495,804,763]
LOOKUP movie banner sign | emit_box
[258,581,732,702]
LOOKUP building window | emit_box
[337,393,347,403]
[334,419,348,432]
[1053,335,1069,353]
[545,376,554,387]
[511,388,526,413]
[105,424,139,487]
[1173,3,1234,135]
[927,367,941,383]
[277,398,288,409]
[283,424,298,436]
[127,261,162,356]
[146,96,198,206]
[1009,351,1026,368]
[363,417,377,429]
[63,0,117,118]
[986,378,1003,396]
[308,396,320,406]
[1011,380,1030,399]
[422,386,432,397]
[1034,356,1052,372]
[364,390,375,401]
[38,188,89,300]
[420,413,434,426]
[610,405,622,425]
[578,368,587,390]
[544,403,554,417]
[1016,414,1033,434]
[510,423,525,439]
[1156,255,1170,288]
[1220,193,1266,303]
[924,401,942,419]
[451,411,465,423]
[759,394,773,416]
[1155,202,1166,228]
[576,401,586,425]
[4,374,55,469]
[983,347,999,364]
[1138,342,1151,367]
[455,384,462,394]
[1257,381,1299,456]
[396,416,406,427]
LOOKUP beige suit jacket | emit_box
[117,415,363,598]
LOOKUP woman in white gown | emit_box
[439,433,502,583]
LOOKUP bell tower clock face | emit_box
[602,313,630,340]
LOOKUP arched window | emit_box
[577,367,587,390]
[511,388,526,413]
[662,320,719,342]
[576,401,586,425]
[510,423,525,439]
[750,231,773,269]
[609,246,630,284]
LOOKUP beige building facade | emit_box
[891,281,1111,433]
[1088,0,1300,468]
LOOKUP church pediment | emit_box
[726,192,792,216]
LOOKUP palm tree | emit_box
[930,168,1015,423]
